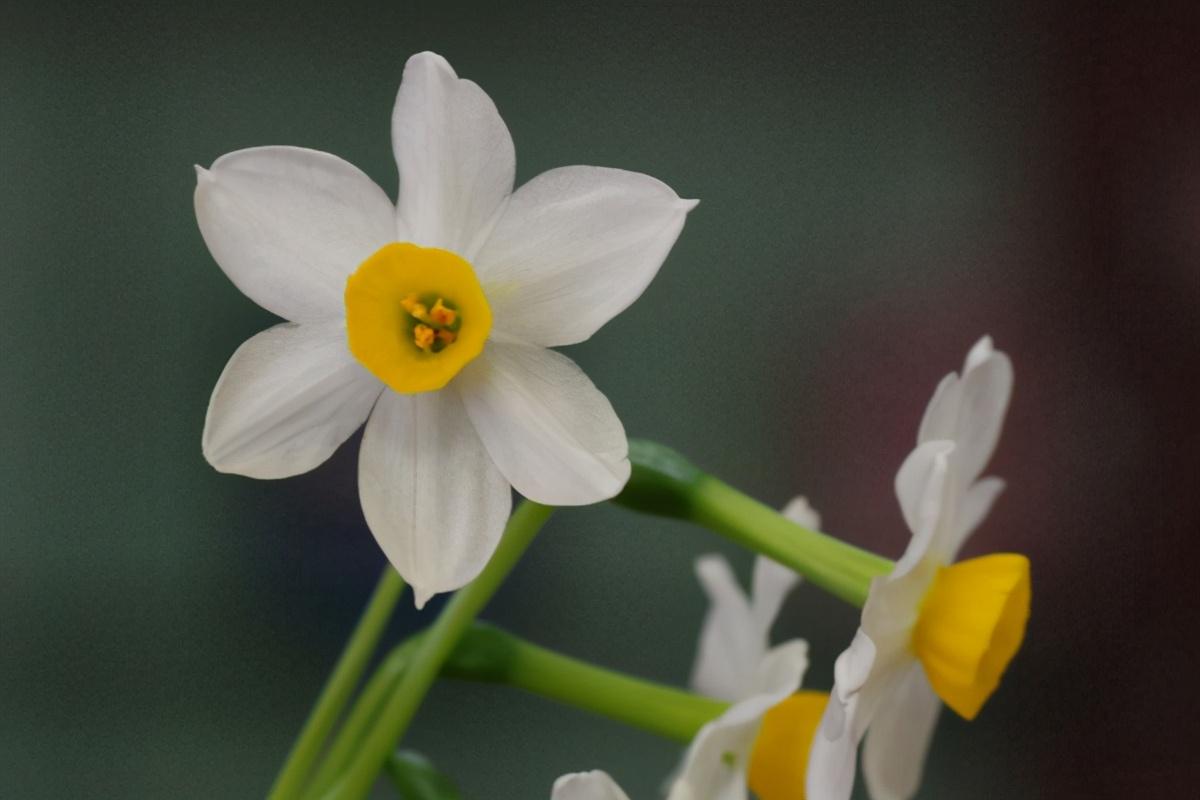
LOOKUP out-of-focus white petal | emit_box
[670,641,807,800]
[964,335,995,371]
[195,147,396,321]
[749,639,810,697]
[690,555,762,701]
[916,337,1013,487]
[831,630,877,704]
[203,321,381,479]
[391,52,515,255]
[474,166,696,347]
[808,654,907,800]
[457,342,629,506]
[863,664,941,800]
[946,476,1006,559]
[358,389,512,608]
[806,692,860,800]
[893,441,954,575]
[748,556,799,646]
[551,771,632,800]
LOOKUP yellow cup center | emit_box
[747,691,828,800]
[344,242,492,394]
[912,553,1031,720]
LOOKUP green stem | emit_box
[616,440,893,607]
[322,501,554,800]
[268,567,406,800]
[445,624,727,743]
[301,637,423,800]
[692,476,891,607]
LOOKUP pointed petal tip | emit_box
[411,585,435,610]
[965,335,998,371]
[679,198,700,211]
[194,164,213,182]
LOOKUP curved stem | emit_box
[445,625,727,743]
[691,476,892,607]
[268,567,406,800]
[322,501,554,800]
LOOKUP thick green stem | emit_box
[301,637,423,800]
[322,501,554,800]
[445,625,727,743]
[691,476,892,607]
[268,567,406,800]
[616,440,893,607]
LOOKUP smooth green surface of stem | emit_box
[446,625,727,743]
[692,476,892,606]
[302,637,422,800]
[323,501,554,800]
[268,567,406,800]
[618,440,893,607]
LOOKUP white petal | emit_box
[748,556,798,648]
[946,476,1005,558]
[358,390,512,608]
[690,555,762,701]
[831,630,877,707]
[892,441,954,574]
[195,147,396,321]
[917,337,1013,487]
[203,321,381,479]
[964,335,995,371]
[806,693,860,800]
[916,373,960,446]
[457,342,630,506]
[474,166,697,347]
[669,669,804,800]
[748,638,809,696]
[808,656,907,800]
[392,52,515,255]
[863,664,941,800]
[551,771,632,800]
[671,640,807,800]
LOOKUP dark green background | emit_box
[4,2,1198,797]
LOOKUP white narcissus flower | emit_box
[196,52,696,607]
[807,337,1031,800]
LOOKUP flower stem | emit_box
[691,475,892,607]
[267,566,406,800]
[321,501,554,800]
[616,440,893,607]
[444,624,727,743]
[301,637,423,800]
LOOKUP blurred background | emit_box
[3,1,1198,797]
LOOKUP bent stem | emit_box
[268,566,407,800]
[445,624,727,742]
[322,501,554,800]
